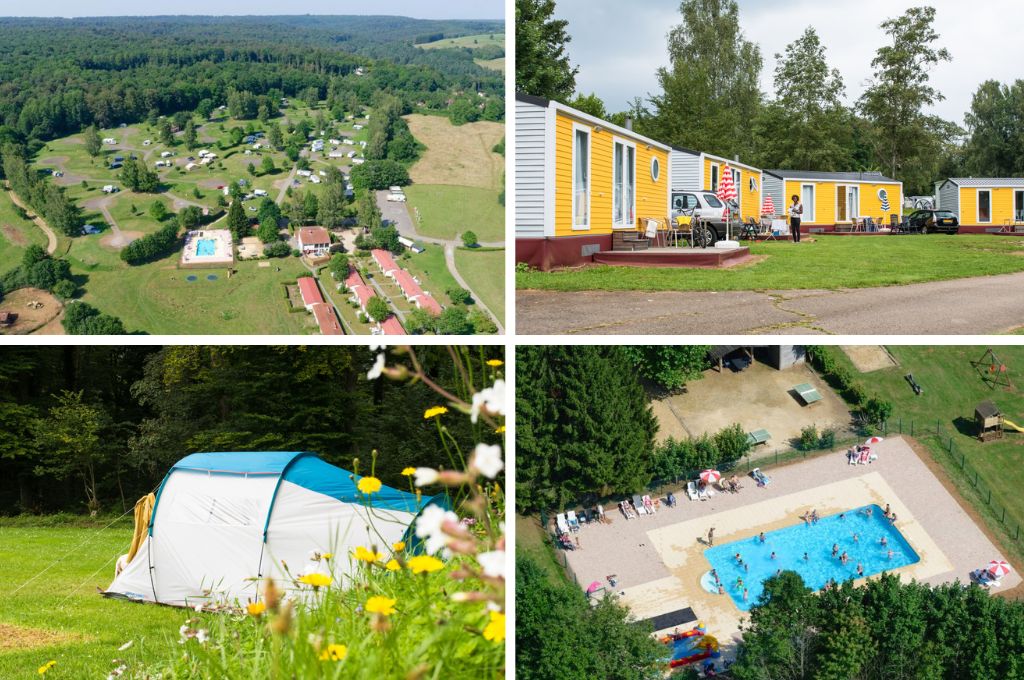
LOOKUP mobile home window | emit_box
[573,126,590,229]
[978,189,992,224]
[1015,190,1024,222]
[710,164,719,191]
[612,139,636,228]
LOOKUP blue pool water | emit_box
[704,505,919,611]
[195,239,216,257]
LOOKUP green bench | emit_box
[747,429,771,446]
[793,383,823,406]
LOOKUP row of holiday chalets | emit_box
[514,93,1024,269]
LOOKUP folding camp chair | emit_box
[740,217,760,241]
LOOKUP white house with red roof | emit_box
[371,248,399,277]
[297,227,331,257]
[416,294,443,316]
[380,316,406,335]
[310,303,343,335]
[343,267,375,314]
[297,276,324,310]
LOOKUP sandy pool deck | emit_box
[560,436,1019,653]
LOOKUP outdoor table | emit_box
[747,429,771,446]
[793,383,823,405]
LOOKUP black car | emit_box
[903,209,959,234]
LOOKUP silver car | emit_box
[671,190,733,245]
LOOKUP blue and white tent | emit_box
[106,451,442,607]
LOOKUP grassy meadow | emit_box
[0,190,48,274]
[454,248,505,317]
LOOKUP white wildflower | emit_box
[477,550,506,579]
[196,629,209,645]
[470,379,506,423]
[470,443,503,479]
[415,504,459,555]
[413,467,439,487]
[367,353,385,380]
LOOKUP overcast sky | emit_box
[556,0,1018,124]
[4,1,502,20]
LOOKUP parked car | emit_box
[902,209,959,234]
[671,190,733,245]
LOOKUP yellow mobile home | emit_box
[670,147,763,222]
[763,170,903,231]
[936,178,1024,232]
[515,93,672,270]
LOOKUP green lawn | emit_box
[416,33,504,50]
[454,248,505,319]
[403,246,458,303]
[404,185,504,243]
[0,520,211,678]
[0,190,47,274]
[836,345,1024,562]
[517,236,1024,292]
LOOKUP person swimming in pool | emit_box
[758,532,766,543]
[803,552,810,561]
[735,552,743,564]
[880,536,888,547]
[852,532,859,543]
[889,512,898,525]
[770,551,777,560]
[857,563,865,577]
[737,576,745,589]
[841,551,849,565]
[887,549,894,560]
[743,588,749,602]
[839,512,845,520]
[832,543,839,558]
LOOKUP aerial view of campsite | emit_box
[0,13,505,335]
[516,344,1024,677]
[515,0,1024,335]
[0,345,506,677]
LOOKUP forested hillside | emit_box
[0,15,504,149]
[0,345,503,514]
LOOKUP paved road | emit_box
[276,164,297,205]
[517,272,1024,335]
[6,186,57,254]
[374,190,505,332]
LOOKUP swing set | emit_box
[972,349,1014,390]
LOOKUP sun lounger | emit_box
[556,513,569,534]
[793,383,823,406]
[619,500,636,520]
[642,494,656,514]
[746,429,771,446]
[686,481,699,501]
[567,510,580,531]
[751,468,772,487]
[632,494,648,516]
[697,484,714,501]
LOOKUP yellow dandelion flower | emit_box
[423,406,448,419]
[298,573,332,588]
[385,559,400,571]
[483,611,505,643]
[365,595,397,616]
[495,425,506,434]
[322,553,333,560]
[407,555,444,574]
[246,601,266,616]
[392,541,406,551]
[353,546,384,563]
[318,643,348,661]
[486,359,503,367]
[401,467,416,476]
[357,476,382,495]
[38,661,56,675]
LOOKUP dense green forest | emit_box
[0,345,502,514]
[0,15,503,151]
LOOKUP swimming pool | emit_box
[195,239,216,257]
[704,505,919,611]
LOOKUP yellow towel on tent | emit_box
[126,493,156,564]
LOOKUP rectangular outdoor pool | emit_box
[704,504,919,611]
[196,239,216,257]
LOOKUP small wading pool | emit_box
[195,239,217,257]
[704,504,919,611]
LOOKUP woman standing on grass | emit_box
[789,195,803,243]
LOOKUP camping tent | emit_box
[105,451,443,607]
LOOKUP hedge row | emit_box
[120,223,180,265]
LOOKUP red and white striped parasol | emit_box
[699,469,721,485]
[716,168,737,205]
[865,436,884,446]
[988,560,1012,578]
[762,195,776,216]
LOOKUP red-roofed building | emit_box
[371,248,398,277]
[297,276,324,309]
[310,303,343,335]
[297,227,331,257]
[380,315,406,335]
[417,293,443,316]
[343,268,376,312]
[393,269,423,300]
